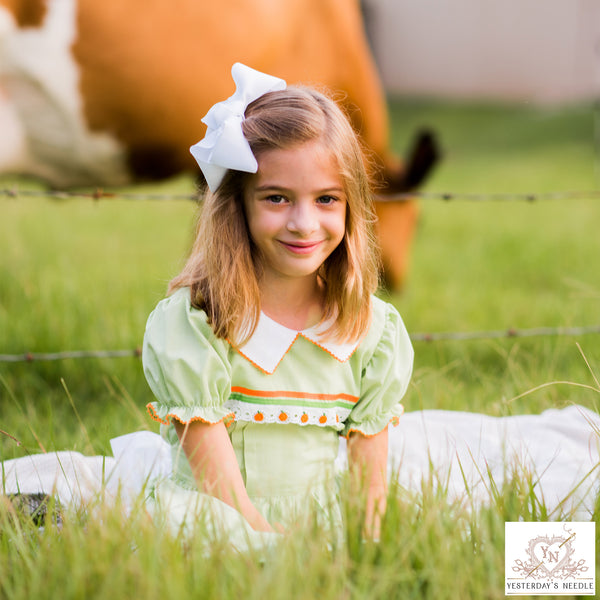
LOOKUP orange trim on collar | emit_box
[231,311,361,374]
[232,330,301,375]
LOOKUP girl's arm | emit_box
[174,420,274,532]
[347,426,388,540]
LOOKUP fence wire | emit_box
[2,187,600,203]
[2,185,599,363]
[0,349,142,363]
[1,324,599,363]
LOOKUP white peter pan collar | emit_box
[235,311,360,374]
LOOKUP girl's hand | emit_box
[272,521,286,534]
[245,510,277,533]
[174,420,275,533]
[347,426,389,541]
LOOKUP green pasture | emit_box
[1,99,599,599]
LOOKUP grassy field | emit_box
[1,98,599,599]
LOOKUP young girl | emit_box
[142,63,414,545]
[3,66,597,549]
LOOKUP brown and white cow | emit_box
[0,0,437,288]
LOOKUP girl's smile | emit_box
[244,140,347,286]
[279,240,322,253]
[282,239,326,250]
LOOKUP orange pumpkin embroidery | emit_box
[254,411,264,422]
[301,413,309,424]
[319,414,327,424]
[279,411,288,422]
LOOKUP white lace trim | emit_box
[223,399,351,429]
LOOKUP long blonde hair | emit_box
[169,86,380,345]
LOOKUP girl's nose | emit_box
[287,202,318,236]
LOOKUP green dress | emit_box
[143,287,413,549]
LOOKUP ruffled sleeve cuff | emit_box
[342,298,412,439]
[142,288,234,429]
[146,401,235,427]
[341,402,404,439]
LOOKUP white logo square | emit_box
[505,521,595,595]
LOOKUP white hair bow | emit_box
[190,63,287,191]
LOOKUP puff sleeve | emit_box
[143,288,234,426]
[342,300,414,438]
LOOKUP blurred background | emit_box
[364,0,599,105]
[1,0,600,458]
[1,5,599,595]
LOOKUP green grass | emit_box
[389,98,597,193]
[385,98,600,416]
[1,467,597,600]
[1,99,599,599]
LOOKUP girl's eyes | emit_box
[316,195,338,205]
[263,195,340,205]
[265,194,287,204]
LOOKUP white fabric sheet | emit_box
[2,406,598,519]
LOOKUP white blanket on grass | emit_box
[2,405,599,519]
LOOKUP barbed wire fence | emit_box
[1,325,600,364]
[3,187,600,203]
[2,185,600,363]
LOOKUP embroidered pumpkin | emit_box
[254,411,264,422]
[279,411,288,422]
[301,413,309,424]
[319,414,327,424]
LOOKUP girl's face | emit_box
[244,140,347,287]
